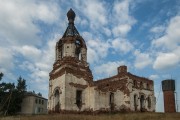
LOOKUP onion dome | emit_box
[67,8,76,23]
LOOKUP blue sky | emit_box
[0,0,180,112]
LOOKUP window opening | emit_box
[109,92,114,111]
[134,94,137,111]
[54,89,60,112]
[140,82,143,89]
[147,96,151,109]
[140,95,145,112]
[76,90,82,109]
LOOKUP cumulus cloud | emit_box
[0,0,60,46]
[13,45,42,62]
[111,38,134,54]
[94,61,125,78]
[112,0,136,37]
[153,52,180,70]
[152,16,180,70]
[134,50,152,69]
[73,0,107,29]
[87,38,110,64]
[149,74,159,80]
[152,16,180,50]
[150,25,165,34]
[0,47,14,71]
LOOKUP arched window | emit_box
[75,40,81,60]
[140,82,143,89]
[147,96,151,109]
[133,80,137,87]
[147,83,149,90]
[54,89,60,112]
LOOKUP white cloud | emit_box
[87,38,110,63]
[152,16,180,70]
[152,16,180,50]
[134,50,152,69]
[112,24,131,37]
[149,74,159,80]
[0,47,14,70]
[150,25,165,34]
[153,52,180,70]
[111,38,133,54]
[0,0,60,46]
[13,45,41,62]
[94,61,125,77]
[112,0,136,37]
[74,0,107,29]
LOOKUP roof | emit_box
[62,9,80,38]
[25,92,48,100]
[95,72,153,84]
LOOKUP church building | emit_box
[48,9,156,113]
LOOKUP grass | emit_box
[0,113,180,120]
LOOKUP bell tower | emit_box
[48,9,93,113]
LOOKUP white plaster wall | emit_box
[130,88,155,112]
[64,73,88,111]
[48,74,66,110]
[63,43,75,57]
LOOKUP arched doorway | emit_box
[140,95,145,112]
[54,89,60,112]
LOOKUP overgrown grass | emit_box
[0,113,180,120]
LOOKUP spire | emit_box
[63,9,80,38]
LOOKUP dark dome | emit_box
[67,8,76,21]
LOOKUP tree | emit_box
[0,72,3,80]
[16,76,26,92]
[0,74,27,115]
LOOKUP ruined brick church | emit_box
[48,9,156,113]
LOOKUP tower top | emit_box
[62,9,79,37]
[67,8,76,23]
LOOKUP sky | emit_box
[0,0,180,112]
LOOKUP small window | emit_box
[133,80,137,87]
[140,82,143,89]
[39,99,41,104]
[67,46,69,48]
[147,83,149,90]
[38,107,41,113]
[35,99,38,104]
[42,100,44,105]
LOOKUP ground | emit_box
[0,113,180,120]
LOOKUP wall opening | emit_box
[140,95,145,112]
[147,96,151,109]
[133,80,137,87]
[147,83,149,90]
[109,92,114,111]
[140,82,143,89]
[76,90,82,109]
[134,94,137,111]
[54,89,60,112]
[75,40,81,60]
